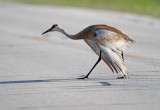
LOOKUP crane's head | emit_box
[42,24,61,35]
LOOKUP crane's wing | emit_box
[95,29,133,53]
[95,24,135,43]
[93,36,128,77]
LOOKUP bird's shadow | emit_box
[0,78,77,85]
[0,77,112,87]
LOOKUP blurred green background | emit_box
[1,0,160,18]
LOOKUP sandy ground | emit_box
[0,3,160,110]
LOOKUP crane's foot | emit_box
[77,75,88,79]
[117,75,129,79]
[117,76,125,79]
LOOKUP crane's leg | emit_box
[78,51,102,79]
[121,52,124,61]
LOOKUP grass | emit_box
[1,0,160,18]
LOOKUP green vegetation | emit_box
[2,0,160,18]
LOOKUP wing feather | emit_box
[94,38,128,77]
[95,29,133,61]
[95,24,135,43]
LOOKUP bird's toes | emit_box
[77,77,86,79]
[77,75,88,79]
[117,75,129,79]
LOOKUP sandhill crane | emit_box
[42,24,135,79]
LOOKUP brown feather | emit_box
[95,24,135,43]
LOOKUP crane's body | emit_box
[42,24,135,79]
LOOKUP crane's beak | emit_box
[42,28,52,35]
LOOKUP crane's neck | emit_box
[57,28,83,40]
